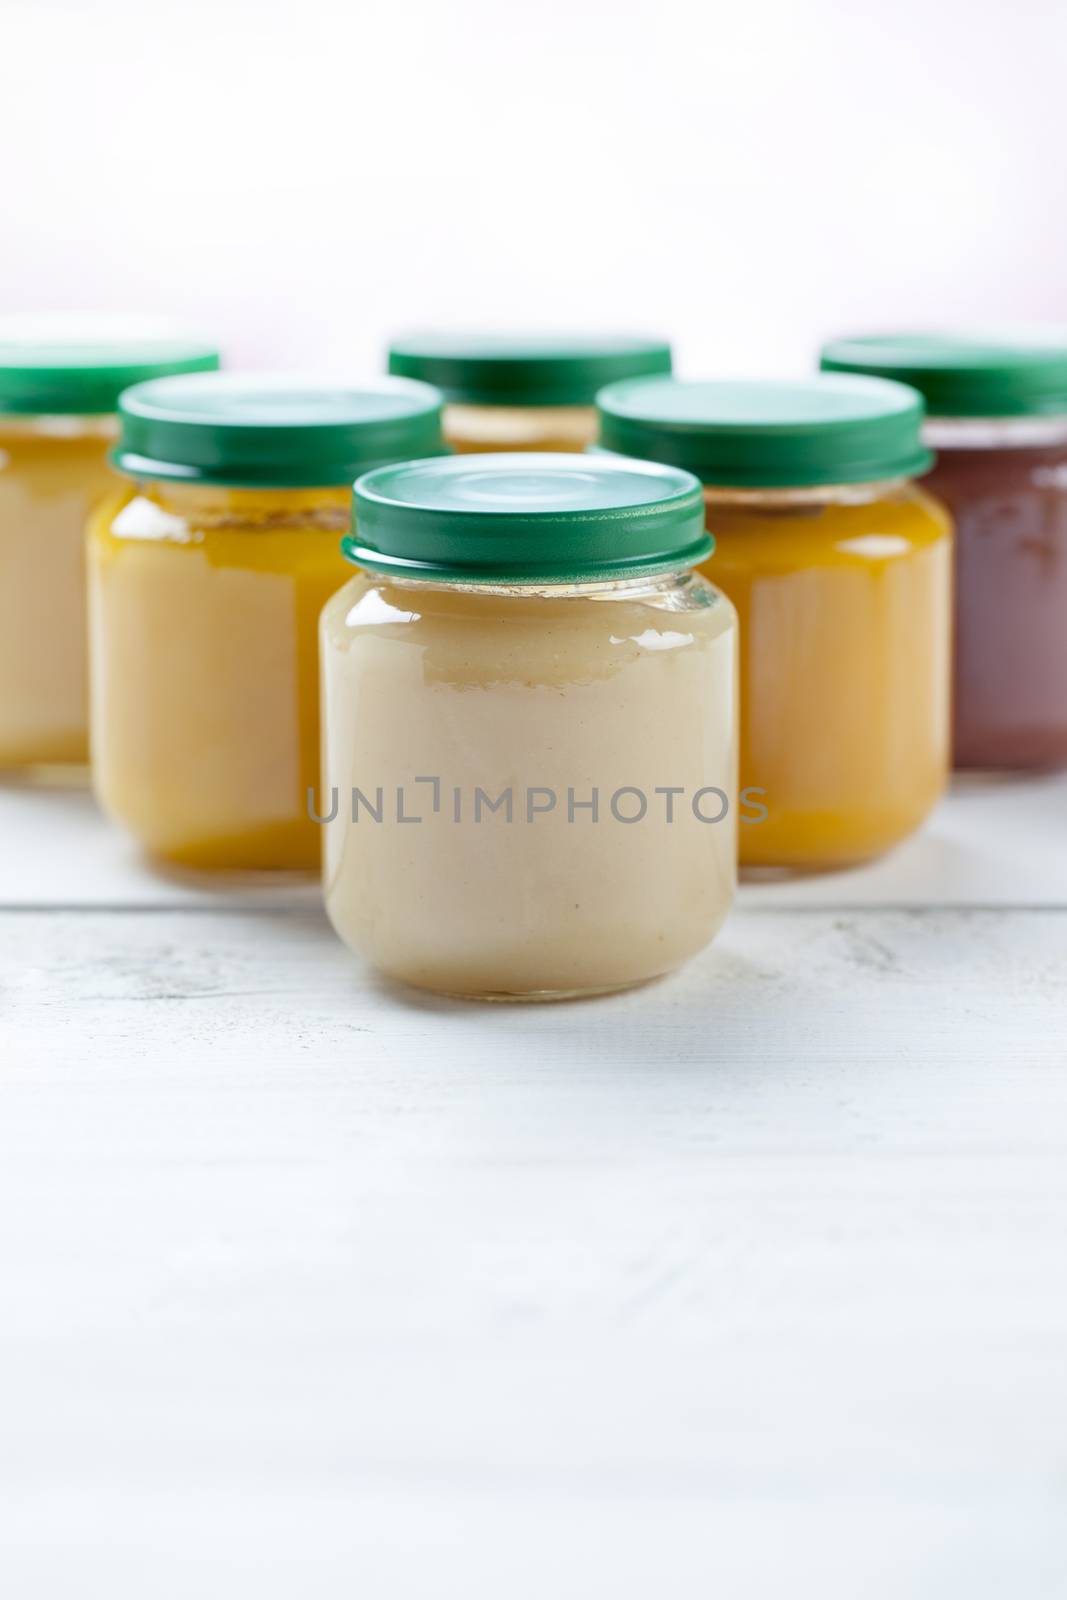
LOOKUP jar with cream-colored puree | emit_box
[0,322,219,776]
[387,334,672,454]
[320,453,738,1000]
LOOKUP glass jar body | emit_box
[320,569,739,999]
[443,402,598,454]
[923,416,1067,771]
[702,480,952,874]
[88,480,351,874]
[0,415,117,774]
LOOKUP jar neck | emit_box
[923,415,1067,449]
[0,413,118,439]
[445,401,596,415]
[382,566,695,600]
[125,476,351,529]
[703,477,908,508]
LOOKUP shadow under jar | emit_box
[88,373,446,876]
[0,324,219,778]
[822,334,1067,772]
[597,376,953,875]
[320,453,738,1000]
[388,333,671,455]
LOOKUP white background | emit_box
[4,0,1066,376]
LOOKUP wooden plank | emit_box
[1,907,1065,1594]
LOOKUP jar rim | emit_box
[0,338,220,416]
[596,376,932,488]
[821,333,1067,418]
[388,333,672,407]
[113,373,448,487]
[348,451,713,582]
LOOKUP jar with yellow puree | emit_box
[597,377,953,874]
[89,374,446,875]
[388,334,671,454]
[321,453,738,1000]
[0,325,220,777]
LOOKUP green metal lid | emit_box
[114,373,447,488]
[347,452,710,583]
[0,321,220,415]
[820,333,1067,418]
[597,375,931,488]
[387,333,672,408]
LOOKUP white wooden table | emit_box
[2,776,1065,1598]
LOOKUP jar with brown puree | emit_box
[89,374,445,875]
[822,334,1067,771]
[0,322,220,777]
[387,333,671,454]
[320,453,738,1000]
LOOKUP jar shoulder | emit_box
[90,485,351,556]
[0,426,115,494]
[705,481,952,563]
[322,570,737,648]
[926,439,1067,498]
[908,481,953,533]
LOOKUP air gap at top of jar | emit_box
[88,372,446,876]
[597,375,953,875]
[387,333,671,455]
[320,452,738,1001]
[822,332,1067,772]
[0,319,220,777]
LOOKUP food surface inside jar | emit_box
[597,375,953,873]
[0,320,221,775]
[321,452,738,1000]
[822,332,1067,771]
[387,333,672,454]
[89,373,446,875]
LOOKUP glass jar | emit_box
[0,328,220,776]
[822,335,1067,771]
[320,453,738,1000]
[387,334,672,454]
[597,376,953,874]
[89,373,446,875]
